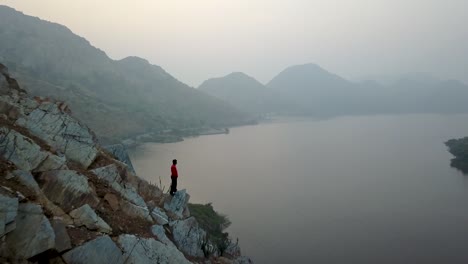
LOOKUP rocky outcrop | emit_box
[1,203,55,259]
[151,225,175,247]
[104,144,135,173]
[16,102,98,168]
[151,207,169,225]
[0,64,251,263]
[62,235,124,264]
[118,234,191,264]
[0,192,18,237]
[39,170,100,212]
[164,189,190,220]
[69,204,112,234]
[0,127,65,172]
[169,216,207,258]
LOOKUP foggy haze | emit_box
[1,0,467,86]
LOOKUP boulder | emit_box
[50,219,72,253]
[104,144,135,173]
[2,203,55,259]
[120,200,152,222]
[62,235,124,264]
[118,234,190,264]
[0,127,48,171]
[34,153,67,172]
[16,104,98,168]
[69,204,112,234]
[164,189,190,220]
[151,225,175,247]
[7,170,41,195]
[151,207,169,225]
[169,217,206,258]
[39,170,99,212]
[91,165,147,208]
[0,193,18,237]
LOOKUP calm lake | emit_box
[129,114,468,264]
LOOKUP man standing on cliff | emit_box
[170,159,178,196]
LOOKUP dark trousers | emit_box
[170,176,177,195]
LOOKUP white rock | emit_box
[169,217,206,258]
[69,204,111,234]
[118,234,190,264]
[62,235,124,264]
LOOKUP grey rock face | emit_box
[50,219,72,253]
[39,170,99,212]
[120,200,152,222]
[104,144,135,173]
[91,165,147,208]
[69,204,112,234]
[164,189,190,220]
[0,127,49,171]
[2,203,55,259]
[62,235,124,264]
[8,170,41,195]
[0,193,18,237]
[16,103,98,168]
[118,234,190,264]
[151,225,175,247]
[151,207,169,225]
[35,153,67,172]
[169,217,206,258]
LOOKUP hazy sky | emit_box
[1,0,467,86]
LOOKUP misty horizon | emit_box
[1,0,467,87]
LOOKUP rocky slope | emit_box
[0,64,252,264]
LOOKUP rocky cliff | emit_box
[0,64,252,264]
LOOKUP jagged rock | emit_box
[50,219,72,253]
[120,200,152,222]
[39,170,99,212]
[164,189,190,220]
[169,216,206,258]
[0,127,49,171]
[62,235,124,264]
[151,207,169,225]
[151,225,175,247]
[7,170,41,195]
[91,165,147,208]
[16,103,98,168]
[2,203,55,259]
[0,192,18,237]
[104,144,135,173]
[125,172,164,205]
[69,204,111,234]
[118,234,190,264]
[34,153,67,172]
[0,127,66,173]
[104,193,120,211]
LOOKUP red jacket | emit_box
[171,164,178,178]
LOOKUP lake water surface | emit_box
[129,114,468,263]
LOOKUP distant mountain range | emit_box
[2,5,468,145]
[200,63,468,117]
[0,5,253,144]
